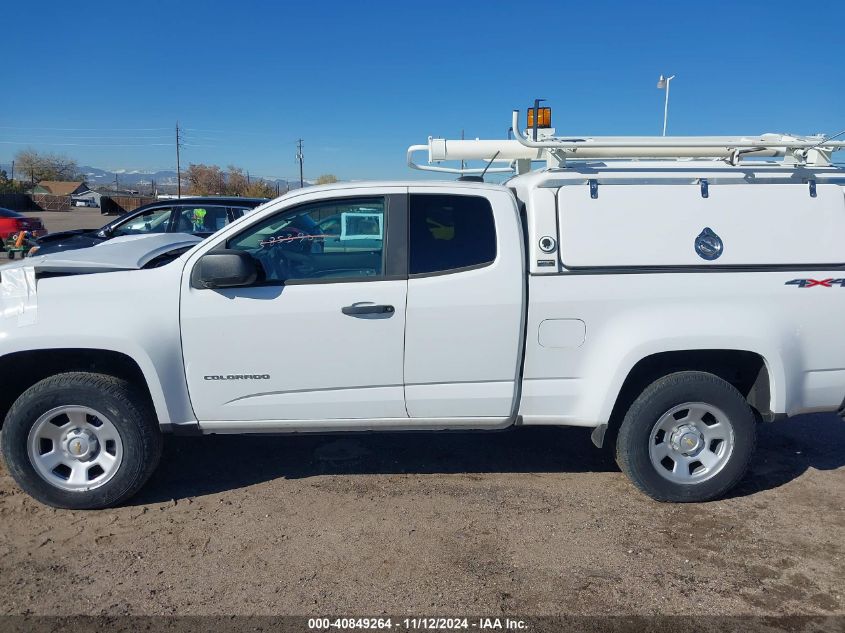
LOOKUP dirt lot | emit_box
[22,208,109,234]
[2,208,108,263]
[1,207,843,622]
[0,414,842,618]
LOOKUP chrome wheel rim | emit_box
[27,406,123,491]
[648,402,734,485]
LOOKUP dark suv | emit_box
[32,197,268,257]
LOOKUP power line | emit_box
[0,141,173,147]
[0,126,172,131]
[185,128,291,138]
[0,134,175,140]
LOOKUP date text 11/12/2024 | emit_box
[307,617,528,630]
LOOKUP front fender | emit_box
[0,265,195,428]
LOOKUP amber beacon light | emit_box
[526,107,552,129]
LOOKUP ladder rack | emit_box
[407,110,845,176]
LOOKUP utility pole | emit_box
[114,173,119,192]
[10,160,14,182]
[296,139,304,188]
[175,122,182,198]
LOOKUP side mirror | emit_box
[191,250,259,289]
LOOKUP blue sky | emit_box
[3,0,843,180]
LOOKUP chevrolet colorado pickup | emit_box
[2,119,844,509]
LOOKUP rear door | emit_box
[403,187,525,421]
[171,204,232,237]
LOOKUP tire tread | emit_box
[2,371,162,509]
[615,371,756,503]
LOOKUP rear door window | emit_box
[172,205,231,235]
[229,206,254,221]
[409,194,496,275]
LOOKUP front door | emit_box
[180,189,408,423]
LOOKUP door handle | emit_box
[341,304,395,316]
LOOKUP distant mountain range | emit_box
[0,163,307,194]
[80,166,181,191]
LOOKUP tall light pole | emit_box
[656,74,675,136]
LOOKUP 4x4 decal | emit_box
[785,278,845,288]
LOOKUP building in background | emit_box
[31,181,91,196]
[71,189,102,207]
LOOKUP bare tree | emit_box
[315,174,338,185]
[244,179,277,198]
[15,149,80,184]
[184,163,283,198]
[226,166,249,196]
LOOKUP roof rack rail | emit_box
[407,110,845,176]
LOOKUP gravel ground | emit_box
[1,207,843,623]
[0,414,842,617]
[22,208,109,233]
[2,208,107,263]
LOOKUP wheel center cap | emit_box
[670,424,704,456]
[64,430,97,461]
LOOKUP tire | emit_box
[615,371,756,503]
[1,372,162,509]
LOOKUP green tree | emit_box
[185,163,226,195]
[0,169,13,193]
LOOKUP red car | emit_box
[0,207,47,245]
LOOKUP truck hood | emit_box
[1,233,202,274]
[1,233,202,327]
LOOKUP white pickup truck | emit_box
[2,112,844,509]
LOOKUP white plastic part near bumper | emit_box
[0,266,38,326]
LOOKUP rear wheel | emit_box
[616,371,756,502]
[1,372,162,509]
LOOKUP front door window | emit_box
[227,198,386,283]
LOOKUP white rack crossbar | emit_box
[407,110,845,175]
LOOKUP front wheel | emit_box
[1,372,162,509]
[615,371,756,502]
